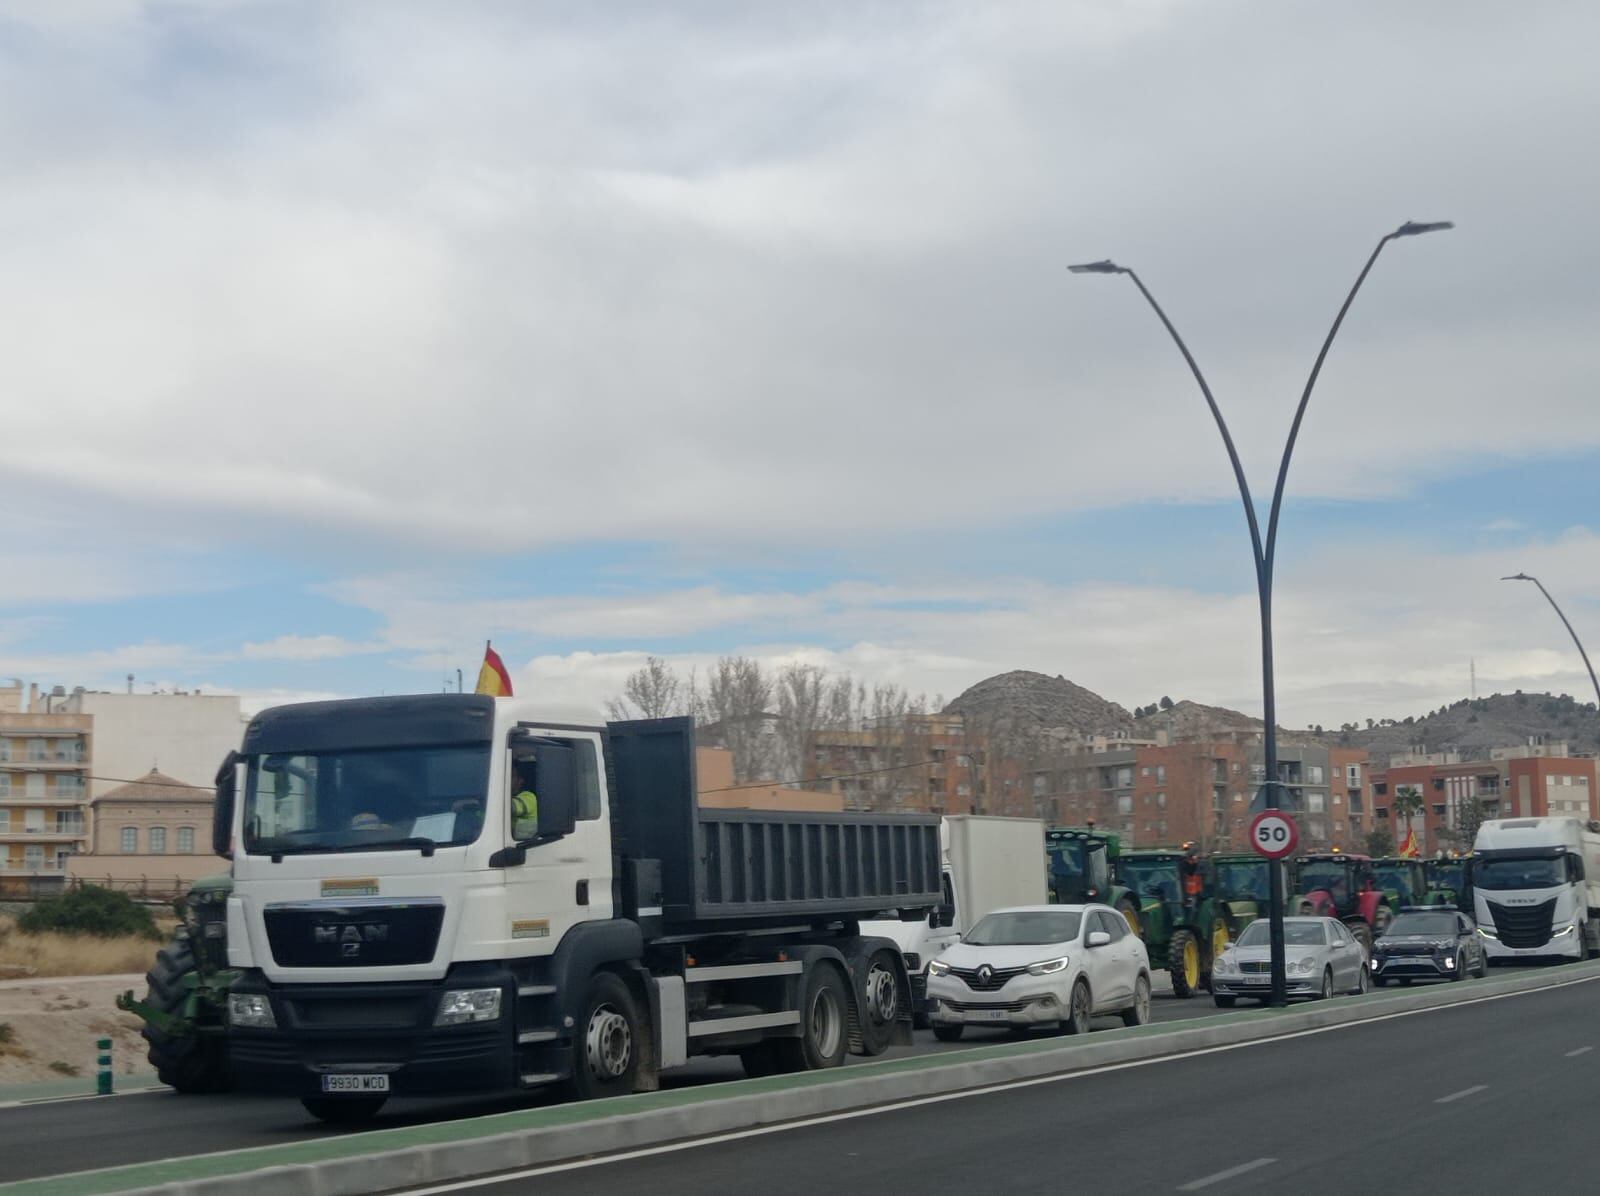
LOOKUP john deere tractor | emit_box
[1210,853,1284,942]
[1115,847,1227,997]
[1046,827,1140,933]
[1371,857,1456,910]
[1291,852,1394,953]
[117,873,236,1092]
[1424,856,1474,914]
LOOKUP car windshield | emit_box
[1371,865,1418,902]
[966,910,1082,946]
[1474,856,1565,890]
[1238,920,1326,948]
[1384,913,1457,937]
[1119,858,1182,901]
[243,744,492,855]
[1215,861,1271,901]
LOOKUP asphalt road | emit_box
[400,972,1600,1196]
[0,984,1220,1183]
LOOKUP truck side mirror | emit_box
[929,903,955,929]
[510,737,578,846]
[211,751,240,859]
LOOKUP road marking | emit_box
[1435,1084,1488,1104]
[0,1087,166,1110]
[1178,1157,1276,1191]
[1566,1046,1593,1057]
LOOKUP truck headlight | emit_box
[1026,956,1070,976]
[435,988,503,1026]
[1552,923,1576,939]
[228,993,276,1029]
[927,959,951,978]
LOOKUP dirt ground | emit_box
[0,975,154,1084]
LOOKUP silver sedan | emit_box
[1209,916,1370,1006]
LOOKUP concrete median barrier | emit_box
[9,960,1599,1196]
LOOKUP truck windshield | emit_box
[1474,856,1565,890]
[966,910,1083,946]
[1119,859,1181,901]
[1215,861,1270,901]
[243,745,492,856]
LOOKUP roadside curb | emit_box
[10,961,1599,1196]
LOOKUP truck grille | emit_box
[264,901,444,968]
[1486,898,1557,949]
[946,965,1027,992]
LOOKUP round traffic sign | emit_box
[1249,810,1299,860]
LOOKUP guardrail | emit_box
[0,875,192,902]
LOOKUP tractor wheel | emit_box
[141,933,229,1094]
[1204,919,1230,991]
[1348,921,1374,957]
[1373,904,1394,936]
[1114,895,1141,939]
[1168,930,1201,998]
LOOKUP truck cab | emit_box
[1471,817,1600,962]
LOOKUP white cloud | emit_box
[238,635,385,662]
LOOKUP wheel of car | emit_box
[1314,968,1333,1001]
[1450,953,1465,982]
[1473,951,1488,979]
[1064,979,1092,1035]
[1354,965,1370,995]
[1121,973,1151,1027]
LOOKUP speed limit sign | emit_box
[1249,810,1299,860]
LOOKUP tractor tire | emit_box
[1348,921,1374,957]
[141,933,229,1094]
[932,1024,965,1043]
[1168,929,1201,998]
[301,1097,386,1123]
[1114,895,1141,939]
[1374,905,1395,936]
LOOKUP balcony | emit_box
[0,861,69,874]
[0,829,85,842]
[0,791,86,805]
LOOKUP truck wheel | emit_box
[775,964,850,1071]
[301,1097,386,1123]
[142,934,229,1094]
[1121,974,1151,1027]
[1168,929,1200,998]
[932,1024,964,1043]
[857,950,901,1056]
[568,972,641,1100]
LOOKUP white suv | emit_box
[926,904,1151,1040]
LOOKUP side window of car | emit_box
[1329,922,1344,946]
[1102,911,1126,942]
[1458,914,1472,936]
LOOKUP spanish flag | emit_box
[1398,827,1420,858]
[475,641,514,697]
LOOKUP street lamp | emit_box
[1071,218,1453,1005]
[1501,573,1600,708]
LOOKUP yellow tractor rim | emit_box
[1183,938,1200,990]
[1122,906,1141,938]
[1211,921,1230,962]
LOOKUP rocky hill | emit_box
[942,671,1134,738]
[1314,692,1600,762]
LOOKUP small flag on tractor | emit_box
[475,641,514,697]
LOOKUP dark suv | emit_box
[1371,908,1486,985]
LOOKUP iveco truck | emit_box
[213,695,940,1120]
[1471,817,1600,963]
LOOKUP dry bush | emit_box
[0,917,159,978]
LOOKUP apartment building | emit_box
[804,715,1030,815]
[1372,744,1598,855]
[66,768,220,889]
[0,698,93,885]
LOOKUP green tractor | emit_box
[1423,857,1474,914]
[1114,848,1228,997]
[1209,853,1284,944]
[117,873,236,1093]
[1371,857,1456,910]
[1045,827,1140,934]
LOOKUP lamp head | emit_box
[1068,259,1127,275]
[1501,573,1534,582]
[1393,220,1455,238]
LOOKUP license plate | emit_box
[321,1074,390,1094]
[1239,975,1269,985]
[967,1009,1011,1022]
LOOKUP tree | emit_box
[1441,789,1488,852]
[1391,784,1426,851]
[1159,696,1174,711]
[605,656,685,722]
[699,656,776,782]
[1364,827,1396,857]
[774,662,831,786]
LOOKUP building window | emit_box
[1117,795,1134,815]
[54,811,82,835]
[121,826,138,853]
[1157,765,1166,783]
[25,845,44,869]
[1431,804,1446,818]
[0,810,8,832]
[26,739,47,762]
[1308,793,1326,813]
[149,827,167,854]
[56,775,83,798]
[0,774,9,795]
[25,773,45,798]
[1307,765,1324,784]
[1156,792,1167,808]
[1346,764,1361,786]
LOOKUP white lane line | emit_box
[0,1086,166,1109]
[1435,1084,1488,1104]
[1178,1157,1276,1191]
[1566,1046,1593,1057]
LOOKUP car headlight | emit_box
[1443,955,1456,969]
[1294,957,1316,974]
[927,959,951,977]
[1477,926,1498,940]
[1026,956,1070,976]
[434,988,503,1026]
[1213,954,1235,974]
[228,993,276,1029]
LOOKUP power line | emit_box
[698,756,947,795]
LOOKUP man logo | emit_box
[314,924,390,948]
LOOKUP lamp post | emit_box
[1071,219,1453,1005]
[1501,573,1600,709]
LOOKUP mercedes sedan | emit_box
[1210,916,1370,1005]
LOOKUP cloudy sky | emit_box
[3,0,1598,726]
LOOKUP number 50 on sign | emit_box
[1249,810,1298,860]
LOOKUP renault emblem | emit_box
[977,964,993,985]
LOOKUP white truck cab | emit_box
[1471,817,1600,963]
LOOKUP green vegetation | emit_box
[17,886,162,941]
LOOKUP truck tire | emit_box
[857,950,901,1056]
[774,964,850,1072]
[301,1097,386,1123]
[142,934,229,1094]
[567,972,641,1100]
[1168,929,1201,998]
